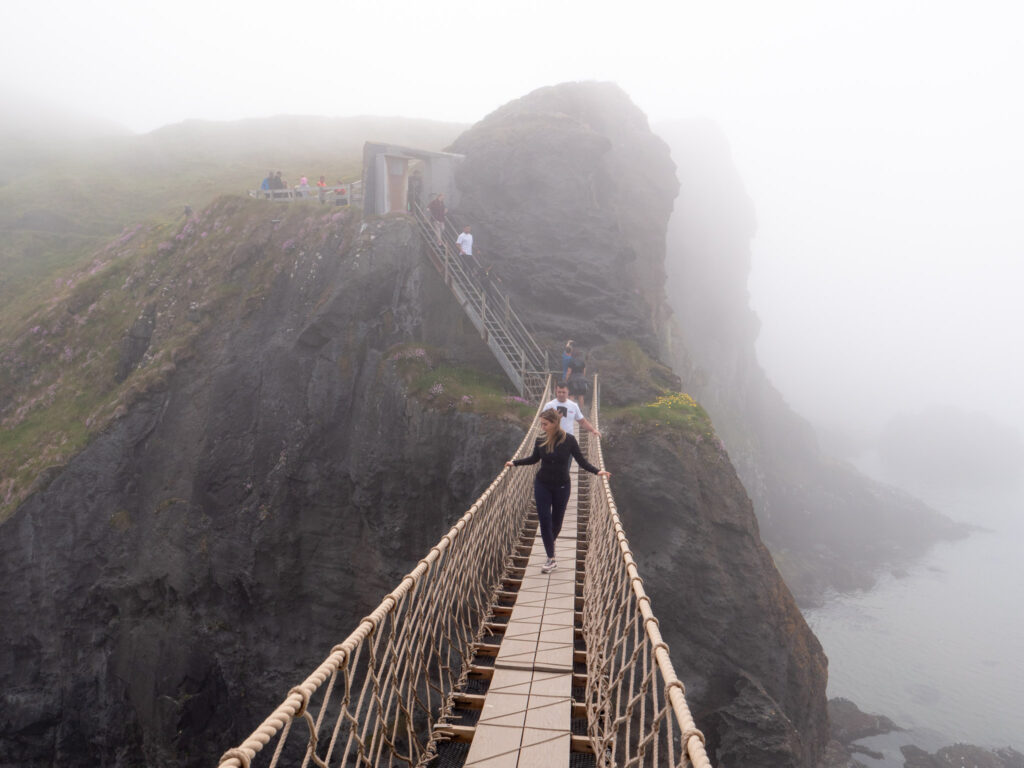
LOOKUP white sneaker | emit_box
[541,559,557,573]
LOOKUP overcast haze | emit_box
[5,0,1023,445]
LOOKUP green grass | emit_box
[0,112,474,519]
[384,343,536,422]
[0,114,464,327]
[603,391,715,439]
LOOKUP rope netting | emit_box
[580,375,713,768]
[217,380,552,768]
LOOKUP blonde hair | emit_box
[539,408,566,453]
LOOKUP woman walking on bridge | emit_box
[506,408,610,573]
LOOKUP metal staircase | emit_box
[411,203,548,401]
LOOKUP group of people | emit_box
[505,376,607,574]
[426,193,474,256]
[259,171,334,202]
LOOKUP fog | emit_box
[4,0,1023,450]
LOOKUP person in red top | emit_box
[427,193,446,245]
[317,175,328,204]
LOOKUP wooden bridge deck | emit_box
[464,486,580,768]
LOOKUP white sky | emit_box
[4,0,1023,439]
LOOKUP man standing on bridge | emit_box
[545,382,600,439]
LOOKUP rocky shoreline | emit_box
[826,698,1023,768]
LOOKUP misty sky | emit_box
[4,0,1023,442]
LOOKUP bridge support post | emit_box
[520,350,526,397]
[481,291,488,343]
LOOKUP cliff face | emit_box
[0,202,526,766]
[449,83,829,767]
[449,81,679,353]
[603,419,829,766]
[661,119,966,603]
[1,84,829,768]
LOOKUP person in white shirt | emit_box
[456,225,473,256]
[544,382,601,438]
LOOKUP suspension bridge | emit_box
[215,210,712,768]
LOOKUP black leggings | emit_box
[534,480,571,559]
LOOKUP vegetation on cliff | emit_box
[0,197,361,519]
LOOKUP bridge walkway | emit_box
[216,379,712,768]
[458,475,580,768]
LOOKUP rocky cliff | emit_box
[0,202,528,766]
[660,119,966,603]
[1,83,829,767]
[450,82,829,766]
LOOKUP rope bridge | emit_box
[217,377,711,768]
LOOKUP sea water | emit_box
[804,489,1024,766]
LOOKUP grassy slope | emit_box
[0,114,466,519]
[0,198,539,522]
[0,114,464,325]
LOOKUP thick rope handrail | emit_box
[217,377,552,768]
[583,374,713,767]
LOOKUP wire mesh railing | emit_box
[581,375,713,768]
[216,379,552,768]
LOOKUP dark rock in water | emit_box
[828,697,901,743]
[821,739,870,768]
[902,743,1024,767]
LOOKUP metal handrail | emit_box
[440,216,547,372]
[411,203,548,399]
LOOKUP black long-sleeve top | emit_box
[512,434,601,486]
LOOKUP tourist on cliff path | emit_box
[561,340,574,381]
[544,382,600,439]
[566,351,590,408]
[456,225,473,256]
[427,193,446,244]
[505,408,610,573]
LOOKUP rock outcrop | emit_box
[660,118,967,603]
[0,202,525,766]
[449,81,679,353]
[449,82,829,767]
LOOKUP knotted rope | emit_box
[217,379,552,768]
[580,375,713,767]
